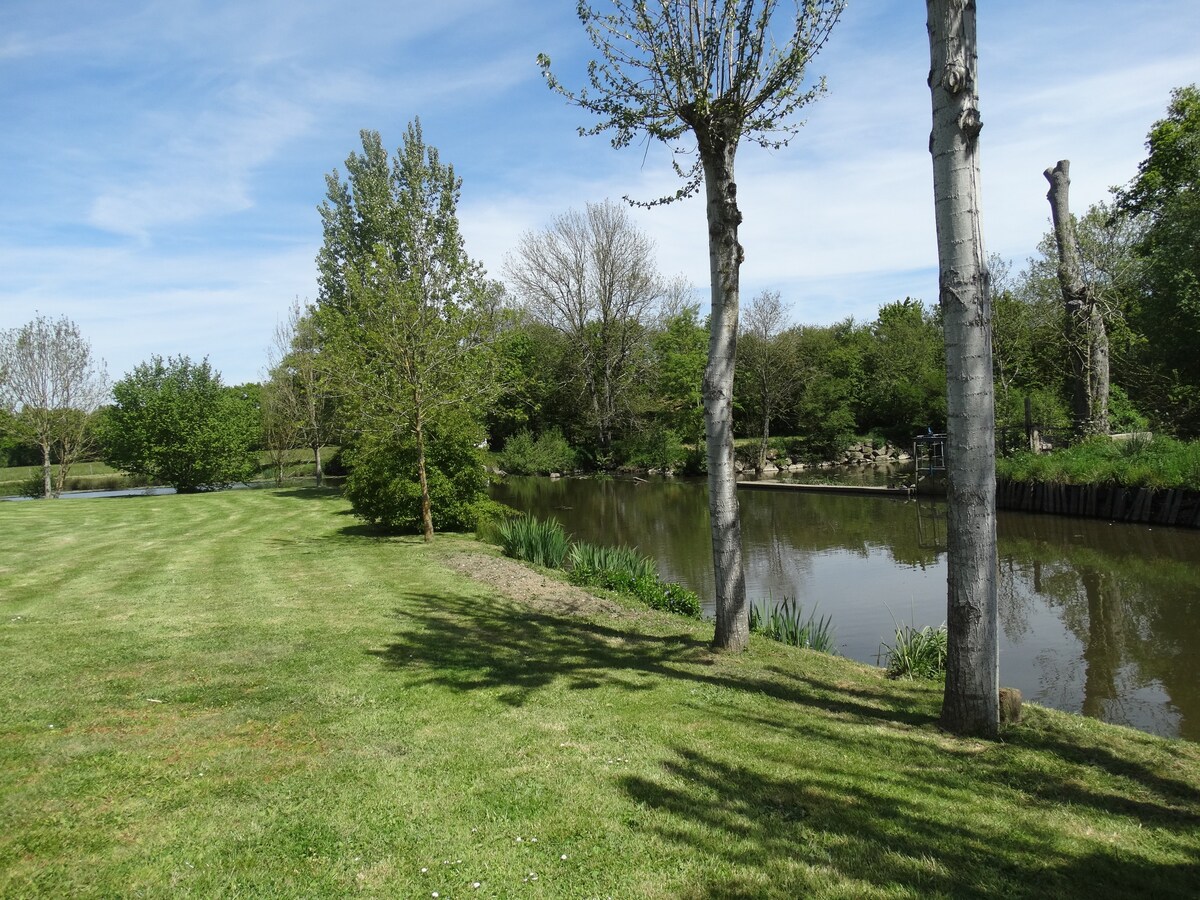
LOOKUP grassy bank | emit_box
[998,435,1200,491]
[1,489,1198,897]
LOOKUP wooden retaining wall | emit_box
[995,478,1200,528]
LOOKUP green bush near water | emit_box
[498,428,577,475]
[998,435,1200,491]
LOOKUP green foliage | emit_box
[1113,85,1200,434]
[620,425,686,472]
[496,515,572,568]
[498,428,577,475]
[315,122,501,537]
[749,597,836,653]
[881,624,948,680]
[568,541,657,586]
[343,429,486,533]
[100,356,258,492]
[469,497,521,543]
[997,435,1200,490]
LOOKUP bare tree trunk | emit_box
[1044,160,1110,436]
[927,0,999,737]
[313,442,324,487]
[41,442,53,498]
[699,129,749,653]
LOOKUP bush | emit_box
[621,426,686,472]
[631,576,702,618]
[343,431,486,533]
[496,515,572,568]
[880,624,948,680]
[498,428,576,475]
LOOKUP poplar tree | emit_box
[315,122,500,540]
[926,0,999,736]
[540,0,845,651]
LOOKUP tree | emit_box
[315,123,500,540]
[541,0,845,651]
[100,356,259,492]
[860,298,946,440]
[926,0,999,736]
[737,290,795,470]
[505,200,662,461]
[265,300,335,486]
[1113,85,1200,434]
[0,315,108,497]
[1045,160,1110,435]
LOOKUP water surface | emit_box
[492,475,1200,741]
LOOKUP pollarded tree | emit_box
[100,355,259,492]
[0,314,108,497]
[1045,160,1110,436]
[315,122,501,540]
[504,200,663,459]
[540,0,846,651]
[927,0,999,737]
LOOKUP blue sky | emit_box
[2,0,1197,386]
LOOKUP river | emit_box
[491,475,1200,741]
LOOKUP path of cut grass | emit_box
[1,488,1198,898]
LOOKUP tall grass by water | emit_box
[496,514,571,568]
[880,623,949,680]
[749,597,836,653]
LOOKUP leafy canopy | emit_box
[100,356,259,493]
[539,0,845,201]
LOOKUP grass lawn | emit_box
[1,489,1198,898]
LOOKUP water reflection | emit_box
[492,476,1200,741]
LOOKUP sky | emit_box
[2,0,1198,387]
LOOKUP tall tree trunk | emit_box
[313,442,324,487]
[927,0,999,737]
[414,405,434,542]
[41,442,53,499]
[699,128,749,653]
[1044,160,1110,436]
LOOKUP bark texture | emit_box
[926,0,999,737]
[699,123,749,653]
[1045,160,1110,436]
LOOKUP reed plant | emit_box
[567,541,657,586]
[749,597,836,653]
[496,514,571,568]
[880,623,948,680]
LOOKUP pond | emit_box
[491,475,1200,742]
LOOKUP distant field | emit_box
[0,448,328,497]
[1,487,1198,897]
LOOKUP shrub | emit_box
[749,597,836,653]
[498,428,576,475]
[880,623,948,680]
[621,426,686,472]
[343,431,486,533]
[632,576,702,618]
[496,515,572,568]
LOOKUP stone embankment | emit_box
[736,440,912,476]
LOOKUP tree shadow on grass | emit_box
[618,742,1200,899]
[369,586,1200,898]
[368,589,933,726]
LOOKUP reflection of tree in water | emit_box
[1000,513,1200,741]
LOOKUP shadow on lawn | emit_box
[369,588,1200,898]
[368,589,931,727]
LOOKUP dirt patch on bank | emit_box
[442,550,631,620]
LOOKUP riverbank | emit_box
[2,488,1198,897]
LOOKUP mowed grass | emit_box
[2,490,1199,898]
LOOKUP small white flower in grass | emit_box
[515,836,523,843]
[472,882,481,889]
[420,867,428,874]
[530,838,537,843]
[432,893,439,898]
[561,854,568,860]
